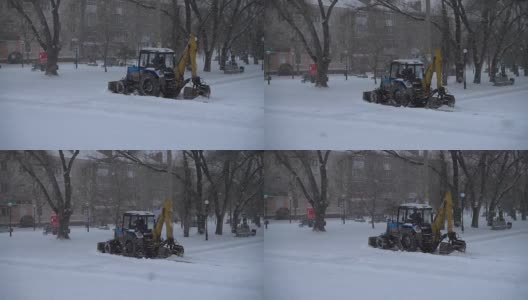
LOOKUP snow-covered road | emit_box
[265,74,528,149]
[0,225,263,300]
[264,219,528,300]
[0,62,263,149]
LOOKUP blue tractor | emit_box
[108,35,210,99]
[368,193,466,255]
[363,49,455,109]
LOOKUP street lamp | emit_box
[261,37,264,70]
[85,202,90,232]
[8,202,12,237]
[204,200,209,241]
[266,50,271,85]
[289,196,292,224]
[463,48,468,89]
[291,50,295,79]
[344,50,348,80]
[33,204,36,231]
[342,194,346,224]
[460,192,466,232]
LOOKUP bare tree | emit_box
[14,151,80,239]
[270,0,339,87]
[8,0,63,75]
[218,0,263,70]
[275,151,331,231]
[230,152,263,231]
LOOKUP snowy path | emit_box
[0,226,263,300]
[264,219,528,300]
[265,74,528,149]
[0,63,263,149]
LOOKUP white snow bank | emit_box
[264,217,528,300]
[0,61,264,149]
[265,73,528,149]
[0,222,263,300]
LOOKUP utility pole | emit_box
[424,151,430,204]
[425,0,433,63]
[157,0,162,47]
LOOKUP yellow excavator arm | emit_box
[173,34,211,99]
[153,197,174,243]
[431,191,454,243]
[421,48,443,96]
[431,191,466,254]
[174,34,199,80]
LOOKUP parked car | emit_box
[19,215,34,228]
[275,207,290,220]
[0,225,12,233]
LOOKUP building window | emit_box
[97,168,109,176]
[0,183,8,193]
[352,160,364,169]
[1,207,8,216]
[1,161,7,171]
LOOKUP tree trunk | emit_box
[490,55,499,82]
[203,50,213,72]
[450,151,461,226]
[473,61,483,84]
[46,47,59,76]
[487,205,495,226]
[220,46,228,71]
[471,206,480,228]
[183,213,190,237]
[313,205,327,231]
[232,210,240,233]
[316,59,330,87]
[103,42,109,73]
[215,213,224,234]
[57,210,71,239]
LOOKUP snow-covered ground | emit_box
[0,223,263,300]
[264,218,528,300]
[265,73,528,149]
[0,61,263,149]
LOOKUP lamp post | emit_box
[289,196,292,224]
[263,194,268,228]
[204,200,209,241]
[342,194,346,224]
[261,37,264,70]
[85,202,90,232]
[344,50,348,80]
[460,192,465,233]
[291,50,295,79]
[266,50,271,85]
[463,48,468,89]
[8,202,12,237]
[33,204,36,231]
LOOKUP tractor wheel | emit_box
[140,74,160,97]
[371,91,378,103]
[394,89,410,107]
[116,81,126,94]
[125,241,135,257]
[104,242,114,254]
[183,87,197,99]
[400,232,417,252]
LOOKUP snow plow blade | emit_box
[438,232,466,255]
[183,77,211,99]
[108,80,126,94]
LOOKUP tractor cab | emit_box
[383,59,425,88]
[138,48,176,71]
[396,203,433,225]
[386,203,433,235]
[115,211,156,237]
